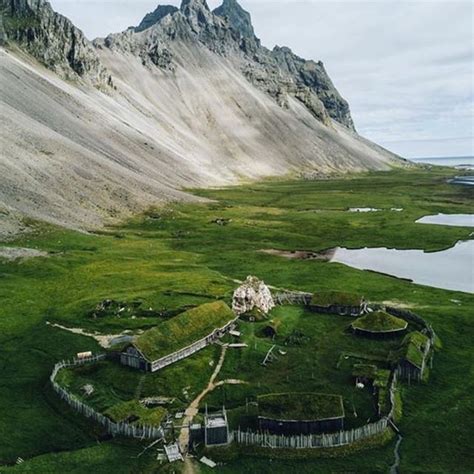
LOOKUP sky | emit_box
[49,0,473,159]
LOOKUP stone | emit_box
[232,276,275,315]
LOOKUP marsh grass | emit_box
[1,168,473,472]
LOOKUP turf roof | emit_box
[351,311,407,333]
[399,331,430,368]
[310,291,363,307]
[134,301,235,361]
[105,400,166,425]
[257,392,344,421]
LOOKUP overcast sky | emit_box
[49,0,473,159]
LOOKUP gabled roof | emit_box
[310,291,363,308]
[399,331,430,368]
[134,301,235,361]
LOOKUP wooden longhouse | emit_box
[119,301,237,372]
[308,291,367,316]
[257,393,345,435]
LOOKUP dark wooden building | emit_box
[308,291,367,316]
[257,393,345,435]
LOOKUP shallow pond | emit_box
[416,214,474,227]
[331,240,474,293]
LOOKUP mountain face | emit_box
[0,0,402,237]
[0,0,111,87]
[135,5,179,33]
[213,0,255,38]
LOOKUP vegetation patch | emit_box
[134,301,234,360]
[397,331,430,368]
[351,311,407,333]
[104,400,166,425]
[310,291,363,308]
[257,393,344,421]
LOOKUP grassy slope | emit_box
[0,168,473,472]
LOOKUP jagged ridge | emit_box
[0,0,402,237]
[0,0,111,87]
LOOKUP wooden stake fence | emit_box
[50,354,164,440]
[232,371,399,450]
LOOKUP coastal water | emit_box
[410,156,474,168]
[331,240,474,293]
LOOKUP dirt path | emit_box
[177,344,248,472]
[178,345,228,454]
[46,321,132,348]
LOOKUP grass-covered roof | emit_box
[351,311,407,333]
[399,331,430,368]
[258,392,344,421]
[352,364,390,387]
[310,291,363,308]
[134,301,235,361]
[105,400,166,425]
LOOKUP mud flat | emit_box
[260,248,335,261]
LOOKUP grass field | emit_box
[0,168,473,473]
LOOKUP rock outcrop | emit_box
[232,276,275,316]
[213,0,255,39]
[135,5,178,32]
[0,0,112,87]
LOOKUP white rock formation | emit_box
[232,276,275,315]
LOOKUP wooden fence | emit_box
[50,354,164,440]
[273,292,313,306]
[232,372,399,450]
[232,417,388,449]
[150,316,239,372]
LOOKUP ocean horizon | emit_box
[410,155,474,167]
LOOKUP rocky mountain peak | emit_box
[179,0,216,33]
[213,0,255,38]
[1,0,112,88]
[135,4,179,32]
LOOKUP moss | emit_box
[352,311,407,333]
[310,291,363,307]
[105,400,166,425]
[257,393,344,421]
[135,301,235,360]
[398,331,430,368]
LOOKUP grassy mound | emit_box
[310,291,363,307]
[135,301,235,360]
[258,393,344,421]
[351,311,407,334]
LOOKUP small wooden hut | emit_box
[204,408,230,446]
[396,331,431,381]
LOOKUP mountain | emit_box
[0,0,403,238]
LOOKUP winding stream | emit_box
[389,434,403,474]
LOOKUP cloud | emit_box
[49,0,474,158]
